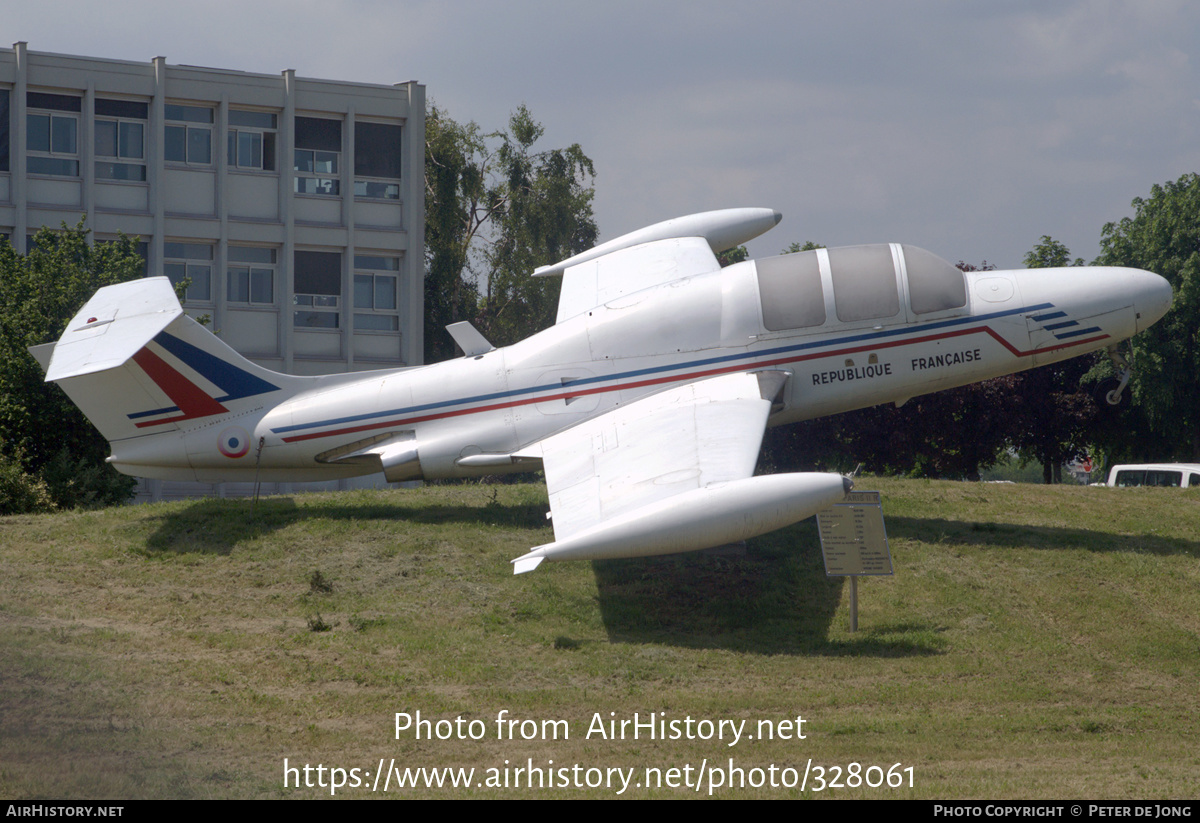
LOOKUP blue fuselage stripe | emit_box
[271,302,1054,435]
[1054,326,1102,339]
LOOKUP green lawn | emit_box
[1,478,1197,798]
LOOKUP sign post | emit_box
[816,490,893,632]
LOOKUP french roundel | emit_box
[218,426,252,459]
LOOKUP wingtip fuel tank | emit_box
[510,473,851,574]
[533,207,782,278]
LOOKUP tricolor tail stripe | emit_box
[152,331,279,401]
[130,347,228,426]
[126,331,281,426]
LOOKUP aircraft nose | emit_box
[1134,269,1173,332]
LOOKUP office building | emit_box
[0,42,425,375]
[0,43,426,499]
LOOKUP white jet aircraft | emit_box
[33,209,1172,573]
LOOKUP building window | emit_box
[294,116,341,195]
[165,103,213,165]
[354,179,399,199]
[94,98,147,181]
[227,109,276,171]
[227,246,276,305]
[354,121,401,199]
[293,250,340,328]
[26,92,80,177]
[353,255,400,331]
[0,89,9,173]
[163,242,213,303]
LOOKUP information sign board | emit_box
[816,490,893,576]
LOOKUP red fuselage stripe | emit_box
[279,325,1109,444]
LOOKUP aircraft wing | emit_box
[552,236,719,323]
[533,370,785,537]
[534,208,782,324]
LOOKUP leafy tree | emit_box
[479,107,597,347]
[423,105,490,363]
[423,104,597,360]
[716,245,748,267]
[717,241,819,271]
[840,377,1017,479]
[1006,362,1100,484]
[1006,237,1096,483]
[0,451,55,515]
[759,379,1016,480]
[1024,235,1085,269]
[0,222,142,509]
[781,241,824,254]
[1094,173,1200,460]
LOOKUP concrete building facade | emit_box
[0,43,425,500]
[0,42,425,376]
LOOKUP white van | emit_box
[1106,464,1200,489]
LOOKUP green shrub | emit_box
[37,448,134,510]
[0,451,55,515]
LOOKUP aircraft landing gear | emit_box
[1105,346,1131,406]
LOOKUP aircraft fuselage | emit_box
[108,244,1170,485]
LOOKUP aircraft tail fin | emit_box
[35,277,298,444]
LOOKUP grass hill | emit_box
[1,478,1197,798]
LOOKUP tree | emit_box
[716,245,748,267]
[0,222,143,509]
[781,241,824,254]
[1094,174,1200,461]
[758,379,1017,480]
[424,104,597,360]
[717,242,826,269]
[1024,235,1085,269]
[478,107,597,347]
[423,106,489,363]
[1005,361,1100,484]
[1002,237,1099,483]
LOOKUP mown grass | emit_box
[0,478,1197,798]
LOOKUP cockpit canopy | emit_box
[756,244,966,332]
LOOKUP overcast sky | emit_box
[6,0,1199,268]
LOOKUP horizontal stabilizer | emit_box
[28,342,54,372]
[46,277,182,381]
